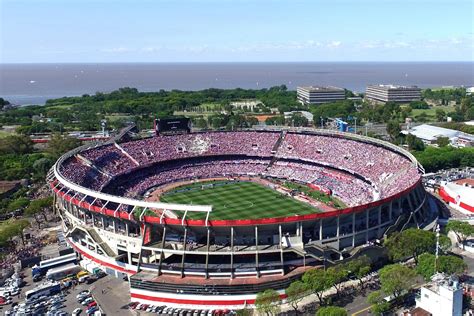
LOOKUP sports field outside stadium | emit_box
[160,180,321,220]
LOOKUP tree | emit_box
[436,136,450,147]
[265,115,285,126]
[285,280,308,314]
[0,135,34,155]
[192,117,208,129]
[379,264,416,299]
[386,121,401,142]
[24,197,52,228]
[7,197,30,212]
[46,133,81,158]
[289,113,309,127]
[326,265,349,297]
[302,268,331,306]
[367,290,391,316]
[0,219,31,246]
[436,108,446,122]
[315,306,347,316]
[405,134,425,151]
[414,112,429,123]
[235,307,252,316]
[32,157,54,177]
[254,289,281,315]
[416,253,467,280]
[345,256,371,289]
[446,220,474,249]
[384,228,436,264]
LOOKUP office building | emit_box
[297,86,345,104]
[365,85,421,103]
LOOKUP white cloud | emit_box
[100,47,132,53]
[327,41,342,48]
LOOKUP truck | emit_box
[46,263,82,281]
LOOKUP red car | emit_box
[88,301,97,308]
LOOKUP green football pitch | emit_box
[160,180,321,220]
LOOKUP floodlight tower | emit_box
[100,119,107,136]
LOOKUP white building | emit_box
[297,86,345,104]
[416,273,463,316]
[365,85,421,103]
[401,124,474,147]
[283,111,314,123]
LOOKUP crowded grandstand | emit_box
[49,128,434,309]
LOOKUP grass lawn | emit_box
[0,130,15,138]
[160,180,321,220]
[411,105,456,121]
[281,182,346,209]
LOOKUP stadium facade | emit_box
[49,128,434,309]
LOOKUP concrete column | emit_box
[158,226,166,275]
[279,225,284,276]
[255,226,259,278]
[230,227,234,279]
[127,251,132,265]
[205,228,210,279]
[389,201,393,222]
[352,212,356,247]
[180,227,188,278]
[319,219,323,240]
[365,210,369,243]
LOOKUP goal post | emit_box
[201,183,214,190]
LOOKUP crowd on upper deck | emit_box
[57,131,420,206]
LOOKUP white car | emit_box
[72,308,82,315]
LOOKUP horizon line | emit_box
[1,60,474,65]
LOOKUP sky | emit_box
[0,0,473,63]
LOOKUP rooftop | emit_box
[367,84,420,90]
[297,86,345,92]
[402,124,474,142]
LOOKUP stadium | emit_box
[48,125,435,310]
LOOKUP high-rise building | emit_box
[297,86,346,104]
[365,84,421,103]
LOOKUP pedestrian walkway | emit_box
[90,276,133,315]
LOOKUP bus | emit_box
[25,282,61,302]
[46,264,82,281]
[33,253,77,276]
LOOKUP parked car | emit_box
[72,308,82,315]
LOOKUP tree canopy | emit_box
[379,264,417,299]
[302,268,332,306]
[315,306,348,316]
[47,133,82,158]
[384,228,438,264]
[345,255,371,289]
[416,253,467,280]
[0,218,30,246]
[367,290,391,316]
[254,289,281,316]
[414,146,474,173]
[285,280,308,313]
[446,220,474,248]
